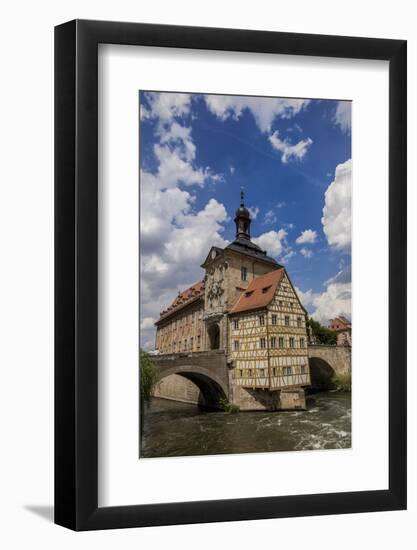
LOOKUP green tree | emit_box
[307,317,337,345]
[140,349,159,403]
[139,349,159,439]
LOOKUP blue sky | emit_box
[139,92,351,350]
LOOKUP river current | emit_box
[140,391,351,458]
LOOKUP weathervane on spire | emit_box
[240,187,245,207]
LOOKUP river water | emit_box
[140,392,351,458]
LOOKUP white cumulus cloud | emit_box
[295,229,317,245]
[141,92,192,123]
[140,317,156,330]
[248,206,260,219]
[295,282,351,325]
[204,95,310,133]
[252,229,287,258]
[268,131,313,163]
[140,92,228,349]
[322,159,352,251]
[334,101,351,133]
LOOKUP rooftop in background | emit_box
[329,316,351,331]
[156,280,205,323]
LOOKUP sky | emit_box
[139,91,351,350]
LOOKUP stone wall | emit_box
[153,374,201,404]
[230,385,306,411]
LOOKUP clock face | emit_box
[211,249,216,259]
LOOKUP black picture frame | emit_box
[55,19,407,531]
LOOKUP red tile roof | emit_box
[156,280,205,323]
[229,268,284,314]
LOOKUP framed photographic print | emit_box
[55,20,406,530]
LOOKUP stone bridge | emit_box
[150,345,351,407]
[308,344,351,390]
[151,350,230,408]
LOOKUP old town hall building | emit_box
[154,193,311,409]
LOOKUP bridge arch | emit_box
[157,364,228,409]
[308,357,336,390]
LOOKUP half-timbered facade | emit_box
[229,269,310,391]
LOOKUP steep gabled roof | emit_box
[229,268,284,314]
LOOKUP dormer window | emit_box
[245,290,254,298]
[262,285,271,294]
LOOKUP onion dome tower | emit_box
[234,190,251,240]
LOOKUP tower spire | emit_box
[234,189,251,240]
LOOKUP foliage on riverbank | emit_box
[331,372,351,392]
[219,397,240,414]
[307,317,337,345]
[140,349,159,404]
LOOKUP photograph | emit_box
[139,90,352,458]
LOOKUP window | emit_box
[271,314,277,325]
[245,290,253,297]
[270,337,276,348]
[283,366,293,376]
[260,337,266,349]
[297,317,302,328]
[300,337,305,348]
[301,365,306,374]
[178,340,181,349]
[273,367,277,376]
[239,369,243,377]
[241,266,248,281]
[197,334,201,348]
[279,300,283,307]
[233,319,239,330]
[248,369,253,377]
[262,285,271,294]
[285,315,290,326]
[259,315,265,326]
[278,337,284,348]
[190,337,194,350]
[289,337,295,348]
[184,339,187,350]
[234,340,239,351]
[173,342,176,351]
[290,302,294,309]
[260,368,265,377]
